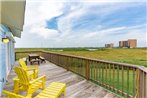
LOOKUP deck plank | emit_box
[1,61,120,98]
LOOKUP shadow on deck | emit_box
[2,61,120,98]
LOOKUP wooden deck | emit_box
[2,61,120,98]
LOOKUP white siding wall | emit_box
[0,26,6,96]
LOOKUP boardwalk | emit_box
[2,61,120,98]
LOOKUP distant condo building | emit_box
[105,43,114,48]
[119,39,137,48]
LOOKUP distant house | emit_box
[119,39,137,48]
[105,43,114,48]
[0,0,25,95]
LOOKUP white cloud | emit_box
[15,0,146,48]
[30,27,59,39]
[22,0,67,39]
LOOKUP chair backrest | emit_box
[14,67,29,84]
[2,90,25,98]
[19,59,27,70]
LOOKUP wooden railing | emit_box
[15,51,147,98]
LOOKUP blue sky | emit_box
[15,0,147,48]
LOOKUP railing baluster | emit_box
[102,63,104,85]
[109,64,112,90]
[127,67,129,98]
[82,59,85,77]
[98,62,101,83]
[105,64,107,86]
[97,61,99,82]
[117,65,119,94]
[122,66,124,96]
[100,63,102,85]
[112,64,115,91]
[94,62,96,81]
[92,61,94,80]
[132,68,135,97]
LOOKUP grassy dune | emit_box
[56,48,147,67]
[15,48,147,67]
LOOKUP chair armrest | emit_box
[29,75,46,84]
[2,90,25,98]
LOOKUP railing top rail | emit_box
[15,51,42,53]
[15,51,147,73]
[137,66,147,73]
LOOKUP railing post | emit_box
[86,60,90,80]
[136,67,147,98]
[136,68,142,98]
[66,57,69,71]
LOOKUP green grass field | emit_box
[15,48,147,67]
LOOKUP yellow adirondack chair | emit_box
[35,82,66,98]
[3,82,66,98]
[14,67,46,97]
[19,59,38,78]
[2,90,30,98]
